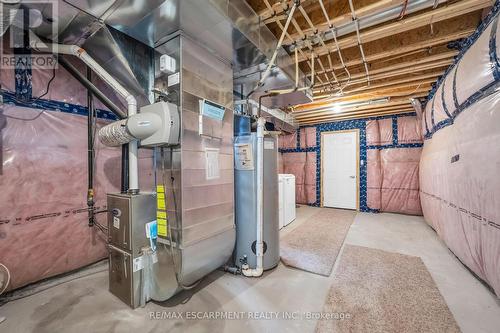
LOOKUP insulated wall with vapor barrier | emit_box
[420,7,500,296]
[278,113,423,214]
[0,54,153,291]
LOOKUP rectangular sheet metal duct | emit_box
[55,0,312,110]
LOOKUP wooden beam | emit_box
[307,85,432,107]
[312,49,457,77]
[314,59,452,89]
[314,56,453,88]
[298,108,416,124]
[308,71,444,99]
[338,73,441,95]
[258,0,313,20]
[300,27,473,63]
[311,71,444,99]
[294,96,426,118]
[295,103,415,120]
[289,0,414,39]
[297,105,416,121]
[292,0,491,49]
[291,0,494,47]
[296,105,415,122]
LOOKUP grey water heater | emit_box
[234,133,280,270]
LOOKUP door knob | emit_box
[349,175,356,179]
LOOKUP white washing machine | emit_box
[278,174,296,229]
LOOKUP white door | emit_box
[322,131,358,209]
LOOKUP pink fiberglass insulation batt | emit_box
[305,152,317,204]
[380,148,422,215]
[281,115,422,211]
[278,131,297,149]
[367,149,382,210]
[420,93,500,297]
[300,127,316,148]
[366,120,380,146]
[398,116,422,144]
[366,118,393,145]
[30,58,128,111]
[0,105,153,291]
[283,152,306,204]
[420,13,500,296]
[282,152,317,205]
[378,118,393,145]
[367,148,422,215]
[31,59,88,106]
[366,116,422,214]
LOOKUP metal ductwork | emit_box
[20,1,154,108]
[228,1,313,109]
[20,0,306,122]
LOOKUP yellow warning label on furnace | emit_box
[157,218,167,237]
[157,185,166,209]
[156,185,167,236]
[157,195,165,209]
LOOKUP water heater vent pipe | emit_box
[29,32,140,192]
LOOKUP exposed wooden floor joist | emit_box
[293,0,491,58]
[246,0,492,124]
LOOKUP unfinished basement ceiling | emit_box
[246,0,493,124]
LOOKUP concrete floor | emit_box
[1,206,499,333]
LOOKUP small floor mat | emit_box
[280,208,356,276]
[316,245,461,333]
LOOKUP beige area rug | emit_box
[280,208,356,276]
[316,245,461,333]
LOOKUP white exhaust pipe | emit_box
[242,117,266,277]
[29,32,140,192]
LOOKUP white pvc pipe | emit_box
[30,33,140,192]
[242,117,266,277]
